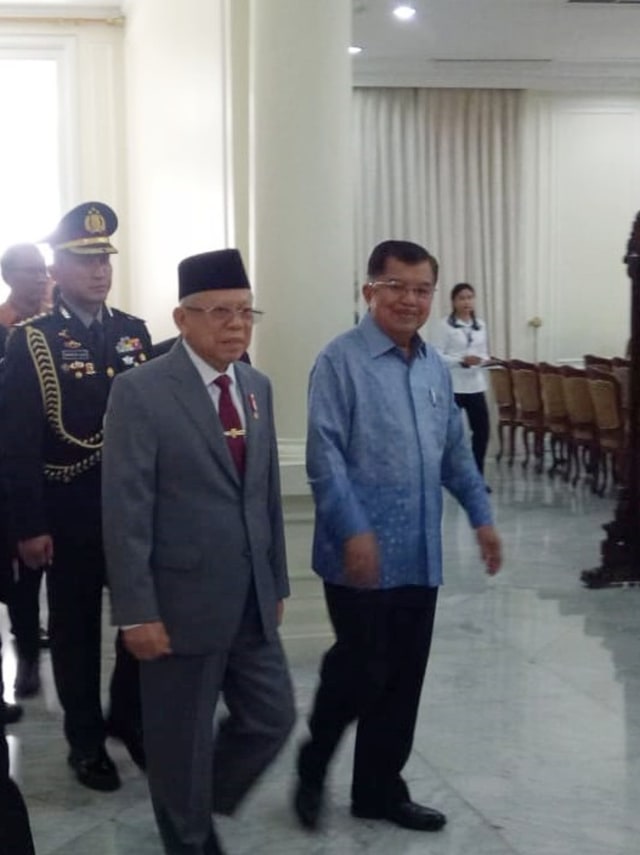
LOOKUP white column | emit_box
[247,0,354,488]
[123,0,233,341]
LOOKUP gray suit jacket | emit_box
[102,341,289,655]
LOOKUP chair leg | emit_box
[563,439,573,483]
[508,424,516,466]
[594,453,607,496]
[496,423,504,463]
[521,428,530,469]
[534,431,544,474]
[571,443,581,486]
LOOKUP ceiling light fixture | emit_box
[393,4,417,21]
[349,45,363,55]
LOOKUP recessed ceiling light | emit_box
[393,4,416,21]
[349,45,363,55]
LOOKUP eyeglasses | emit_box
[369,279,437,301]
[183,305,264,324]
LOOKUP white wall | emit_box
[122,0,232,341]
[521,92,640,364]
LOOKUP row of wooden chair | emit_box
[488,358,629,494]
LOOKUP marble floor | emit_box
[2,462,639,855]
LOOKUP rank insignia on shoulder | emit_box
[16,312,49,328]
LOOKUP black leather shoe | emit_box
[68,747,121,792]
[0,701,24,725]
[293,778,324,830]
[351,800,447,831]
[14,659,40,699]
[106,718,146,771]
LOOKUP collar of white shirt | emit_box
[181,338,238,388]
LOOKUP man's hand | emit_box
[343,532,380,588]
[123,622,172,661]
[476,525,502,576]
[18,535,54,570]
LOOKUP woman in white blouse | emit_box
[435,282,491,481]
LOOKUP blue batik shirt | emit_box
[307,311,493,589]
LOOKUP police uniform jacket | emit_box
[0,299,152,543]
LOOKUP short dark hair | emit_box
[450,282,475,302]
[448,282,480,330]
[367,240,439,282]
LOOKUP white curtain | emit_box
[353,87,524,358]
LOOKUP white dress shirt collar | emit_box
[181,338,239,387]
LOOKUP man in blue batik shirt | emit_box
[294,240,502,835]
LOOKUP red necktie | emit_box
[214,375,246,476]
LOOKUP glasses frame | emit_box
[183,304,264,324]
[368,279,437,301]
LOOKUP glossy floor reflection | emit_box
[3,463,639,854]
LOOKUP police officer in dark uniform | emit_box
[0,202,152,792]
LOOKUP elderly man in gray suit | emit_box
[102,249,295,855]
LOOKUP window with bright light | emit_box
[0,59,61,298]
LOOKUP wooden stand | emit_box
[581,212,640,588]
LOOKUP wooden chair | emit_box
[586,367,626,495]
[508,359,545,472]
[538,362,570,476]
[584,354,613,372]
[560,365,598,487]
[487,360,518,465]
[611,357,630,424]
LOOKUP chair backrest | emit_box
[508,359,542,417]
[538,362,567,422]
[584,353,613,372]
[561,365,595,430]
[611,357,630,413]
[488,361,515,415]
[586,367,624,433]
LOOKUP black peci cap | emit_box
[178,249,251,300]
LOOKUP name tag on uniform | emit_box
[62,349,90,361]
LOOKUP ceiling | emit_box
[353,0,640,88]
[0,1,639,90]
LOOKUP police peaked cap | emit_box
[48,202,118,255]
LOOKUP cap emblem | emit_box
[84,208,106,235]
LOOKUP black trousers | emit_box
[46,535,141,754]
[0,640,35,855]
[454,391,490,475]
[7,565,43,664]
[300,583,438,811]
